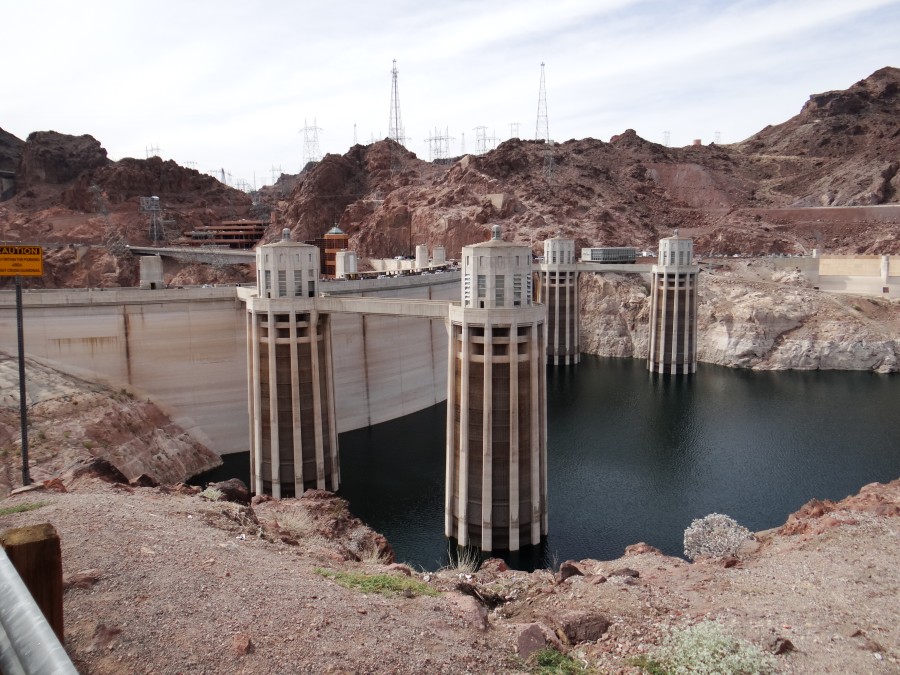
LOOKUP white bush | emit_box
[683,513,751,561]
[655,621,775,674]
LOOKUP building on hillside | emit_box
[305,226,350,279]
[184,219,269,249]
[580,247,637,264]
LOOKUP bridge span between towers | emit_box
[317,295,453,318]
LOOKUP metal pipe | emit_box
[15,275,30,486]
[0,547,77,675]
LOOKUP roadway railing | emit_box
[0,546,77,675]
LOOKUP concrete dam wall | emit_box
[0,275,460,455]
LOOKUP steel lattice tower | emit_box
[300,118,323,166]
[388,59,405,146]
[535,62,549,142]
[535,62,553,180]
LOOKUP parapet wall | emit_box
[0,276,459,456]
[816,255,898,298]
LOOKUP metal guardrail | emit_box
[0,546,77,675]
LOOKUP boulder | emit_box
[555,611,611,644]
[208,478,250,504]
[517,622,560,659]
[556,560,584,583]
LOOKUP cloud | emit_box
[2,0,898,181]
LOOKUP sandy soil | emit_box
[1,474,897,674]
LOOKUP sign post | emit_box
[1,245,44,486]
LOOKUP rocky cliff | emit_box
[580,261,900,372]
[0,126,23,174]
[261,67,900,265]
[0,354,221,497]
[16,130,109,189]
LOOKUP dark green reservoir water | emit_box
[203,357,900,571]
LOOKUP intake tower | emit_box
[446,225,548,551]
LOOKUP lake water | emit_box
[202,357,900,571]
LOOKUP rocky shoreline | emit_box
[580,260,900,373]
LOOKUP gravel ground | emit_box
[1,476,898,674]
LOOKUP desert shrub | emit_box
[528,647,590,675]
[199,487,223,502]
[683,513,750,561]
[349,528,390,564]
[443,545,481,574]
[277,511,316,538]
[646,621,775,674]
[315,568,438,598]
[528,647,587,674]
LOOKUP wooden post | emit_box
[0,523,64,642]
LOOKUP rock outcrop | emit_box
[0,126,24,174]
[16,130,109,188]
[579,261,900,372]
[0,355,221,497]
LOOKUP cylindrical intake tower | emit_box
[446,225,548,552]
[245,229,339,497]
[538,236,579,365]
[647,232,699,375]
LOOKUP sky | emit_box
[3,0,899,190]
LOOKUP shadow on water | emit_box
[194,356,900,572]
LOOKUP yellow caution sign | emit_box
[0,245,44,277]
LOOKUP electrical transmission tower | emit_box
[270,165,283,184]
[145,144,161,159]
[388,59,406,146]
[473,126,498,154]
[714,130,722,144]
[534,62,553,180]
[140,196,165,242]
[92,185,127,256]
[300,118,323,166]
[535,63,549,143]
[509,122,520,139]
[426,127,453,163]
[662,131,671,147]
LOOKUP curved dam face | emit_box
[0,274,460,455]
